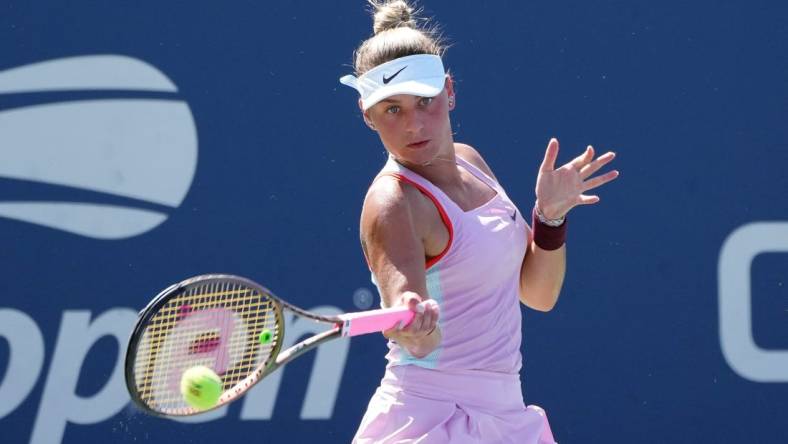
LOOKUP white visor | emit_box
[340,54,446,111]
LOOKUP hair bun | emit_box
[372,0,417,35]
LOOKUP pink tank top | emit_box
[372,154,531,374]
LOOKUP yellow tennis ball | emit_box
[259,329,273,344]
[180,366,222,410]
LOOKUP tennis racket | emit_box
[125,274,420,417]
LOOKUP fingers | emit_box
[412,303,430,332]
[577,194,600,205]
[581,169,619,192]
[569,145,595,171]
[384,292,439,339]
[420,300,438,333]
[579,151,616,180]
[539,138,559,173]
[399,299,439,337]
[577,168,619,205]
[537,143,619,214]
[403,292,422,312]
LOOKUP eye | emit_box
[386,105,400,114]
[419,97,434,106]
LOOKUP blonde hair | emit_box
[353,0,446,75]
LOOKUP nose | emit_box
[404,109,424,134]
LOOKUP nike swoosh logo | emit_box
[382,66,407,84]
[510,209,517,221]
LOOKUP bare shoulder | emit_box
[361,176,430,244]
[454,143,498,181]
[362,176,424,223]
[360,176,430,280]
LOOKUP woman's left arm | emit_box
[519,138,619,311]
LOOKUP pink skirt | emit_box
[353,366,557,444]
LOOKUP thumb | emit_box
[401,291,423,311]
[539,138,559,173]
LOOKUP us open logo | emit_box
[0,55,198,239]
[719,222,788,382]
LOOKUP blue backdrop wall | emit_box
[1,1,786,443]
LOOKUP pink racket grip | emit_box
[337,306,415,337]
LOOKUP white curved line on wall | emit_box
[0,55,178,93]
[0,99,197,207]
[0,202,168,240]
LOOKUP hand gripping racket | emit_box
[125,274,419,417]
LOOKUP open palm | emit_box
[535,138,619,220]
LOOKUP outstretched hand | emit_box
[535,138,619,220]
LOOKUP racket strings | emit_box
[132,281,282,414]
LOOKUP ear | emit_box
[444,75,456,111]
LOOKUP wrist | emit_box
[402,326,440,358]
[535,201,565,226]
[532,205,567,250]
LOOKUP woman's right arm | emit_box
[360,177,441,358]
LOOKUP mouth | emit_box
[407,139,430,149]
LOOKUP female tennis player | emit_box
[340,1,618,443]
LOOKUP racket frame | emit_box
[125,275,288,417]
[125,274,415,417]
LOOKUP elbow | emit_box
[519,289,560,312]
[529,300,557,312]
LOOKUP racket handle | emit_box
[337,306,416,337]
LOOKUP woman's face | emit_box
[363,77,455,167]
